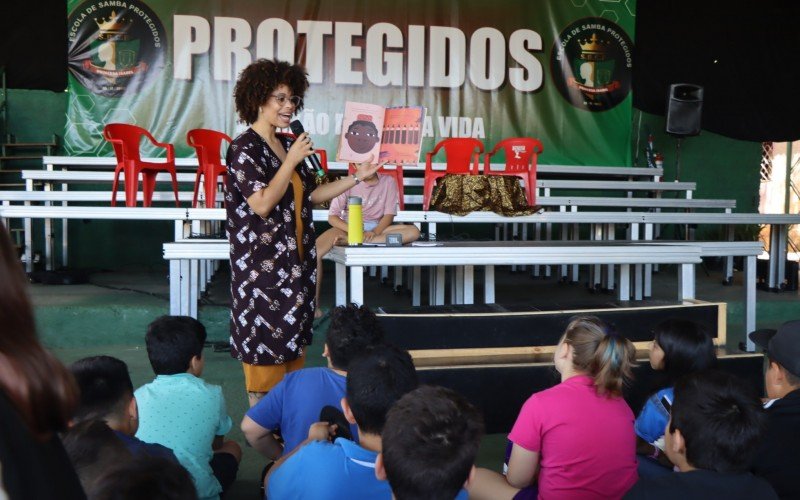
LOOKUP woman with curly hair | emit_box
[227,59,380,405]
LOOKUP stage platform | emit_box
[33,260,799,500]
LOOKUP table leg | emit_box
[62,182,68,268]
[643,223,653,297]
[532,223,541,278]
[606,223,616,292]
[350,266,364,305]
[335,263,347,306]
[679,263,696,301]
[769,225,781,289]
[453,266,464,304]
[24,200,33,272]
[189,259,199,318]
[169,260,181,315]
[412,266,421,306]
[592,224,602,288]
[485,265,495,303]
[776,224,788,290]
[180,259,191,315]
[571,222,580,282]
[464,265,474,304]
[744,255,757,351]
[725,225,734,283]
[619,264,630,301]
[435,266,446,305]
[545,223,552,278]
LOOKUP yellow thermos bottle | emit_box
[348,196,363,245]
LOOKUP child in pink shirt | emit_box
[315,171,420,318]
[470,316,639,500]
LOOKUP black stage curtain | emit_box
[1,0,799,141]
[0,0,66,92]
[634,0,800,142]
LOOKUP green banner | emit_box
[66,0,635,165]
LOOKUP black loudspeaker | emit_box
[666,83,703,136]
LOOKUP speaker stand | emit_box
[674,137,683,182]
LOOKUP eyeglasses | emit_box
[270,94,303,108]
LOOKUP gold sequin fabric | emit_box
[430,174,538,216]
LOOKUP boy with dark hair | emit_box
[376,385,483,500]
[135,315,241,500]
[749,320,800,498]
[91,455,197,500]
[241,303,385,459]
[62,419,133,494]
[266,344,419,498]
[69,355,176,460]
[624,370,777,499]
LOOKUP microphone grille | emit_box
[289,120,305,136]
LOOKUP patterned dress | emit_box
[225,128,317,366]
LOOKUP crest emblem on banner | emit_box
[68,1,165,97]
[550,17,633,112]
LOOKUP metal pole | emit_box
[785,141,793,214]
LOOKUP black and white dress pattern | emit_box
[225,128,317,366]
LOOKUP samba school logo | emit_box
[550,17,633,112]
[68,1,165,97]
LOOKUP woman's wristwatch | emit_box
[351,173,360,185]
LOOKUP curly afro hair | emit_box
[233,58,309,125]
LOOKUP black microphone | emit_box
[289,120,325,178]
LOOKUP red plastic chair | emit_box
[186,129,232,208]
[484,137,544,206]
[348,163,405,210]
[423,138,484,210]
[103,123,180,207]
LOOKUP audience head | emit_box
[344,344,419,436]
[557,316,636,397]
[0,222,77,439]
[378,386,484,500]
[62,419,133,494]
[651,318,717,382]
[70,355,137,433]
[325,304,385,371]
[90,455,197,500]
[233,58,308,124]
[145,316,207,376]
[667,370,766,473]
[750,320,800,399]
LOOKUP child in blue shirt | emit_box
[241,304,385,459]
[265,344,419,499]
[135,316,242,500]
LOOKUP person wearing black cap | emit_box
[749,319,800,499]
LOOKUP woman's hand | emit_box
[364,231,376,242]
[353,155,384,180]
[285,132,315,168]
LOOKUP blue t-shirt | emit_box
[268,437,470,500]
[135,373,233,500]
[246,367,358,455]
[268,438,392,499]
[635,387,674,444]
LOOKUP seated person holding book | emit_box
[315,169,420,318]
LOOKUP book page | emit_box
[337,102,386,163]
[379,106,426,165]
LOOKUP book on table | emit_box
[337,101,426,165]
